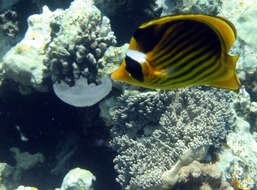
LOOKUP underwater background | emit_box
[0,0,256,190]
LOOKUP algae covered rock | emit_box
[60,168,96,190]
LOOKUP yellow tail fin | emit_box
[207,55,241,92]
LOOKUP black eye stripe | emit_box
[125,56,144,82]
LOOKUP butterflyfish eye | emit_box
[125,55,144,82]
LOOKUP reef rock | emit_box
[60,168,96,190]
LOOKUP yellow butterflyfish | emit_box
[112,14,241,92]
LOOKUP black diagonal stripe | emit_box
[170,55,220,86]
[161,24,221,71]
[189,56,221,84]
[133,20,179,53]
[150,22,193,62]
[164,44,218,75]
[152,23,206,64]
[160,33,212,70]
[155,21,195,52]
[159,50,219,85]
[153,21,208,58]
[196,59,223,83]
[164,36,221,73]
[160,21,204,49]
[153,28,207,68]
[155,20,220,69]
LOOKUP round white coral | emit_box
[53,77,112,107]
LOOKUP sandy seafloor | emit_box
[0,0,256,190]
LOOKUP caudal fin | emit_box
[206,55,241,92]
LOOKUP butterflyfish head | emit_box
[112,50,147,86]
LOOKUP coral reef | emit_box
[98,44,129,76]
[1,0,116,93]
[236,5,257,50]
[44,0,116,86]
[104,87,236,190]
[220,0,257,102]
[1,5,54,91]
[159,0,221,16]
[234,89,257,131]
[216,89,257,190]
[161,147,208,189]
[244,70,257,102]
[0,0,256,190]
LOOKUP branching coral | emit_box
[105,87,236,190]
[44,0,117,86]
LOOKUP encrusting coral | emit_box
[166,160,233,190]
[102,87,236,190]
